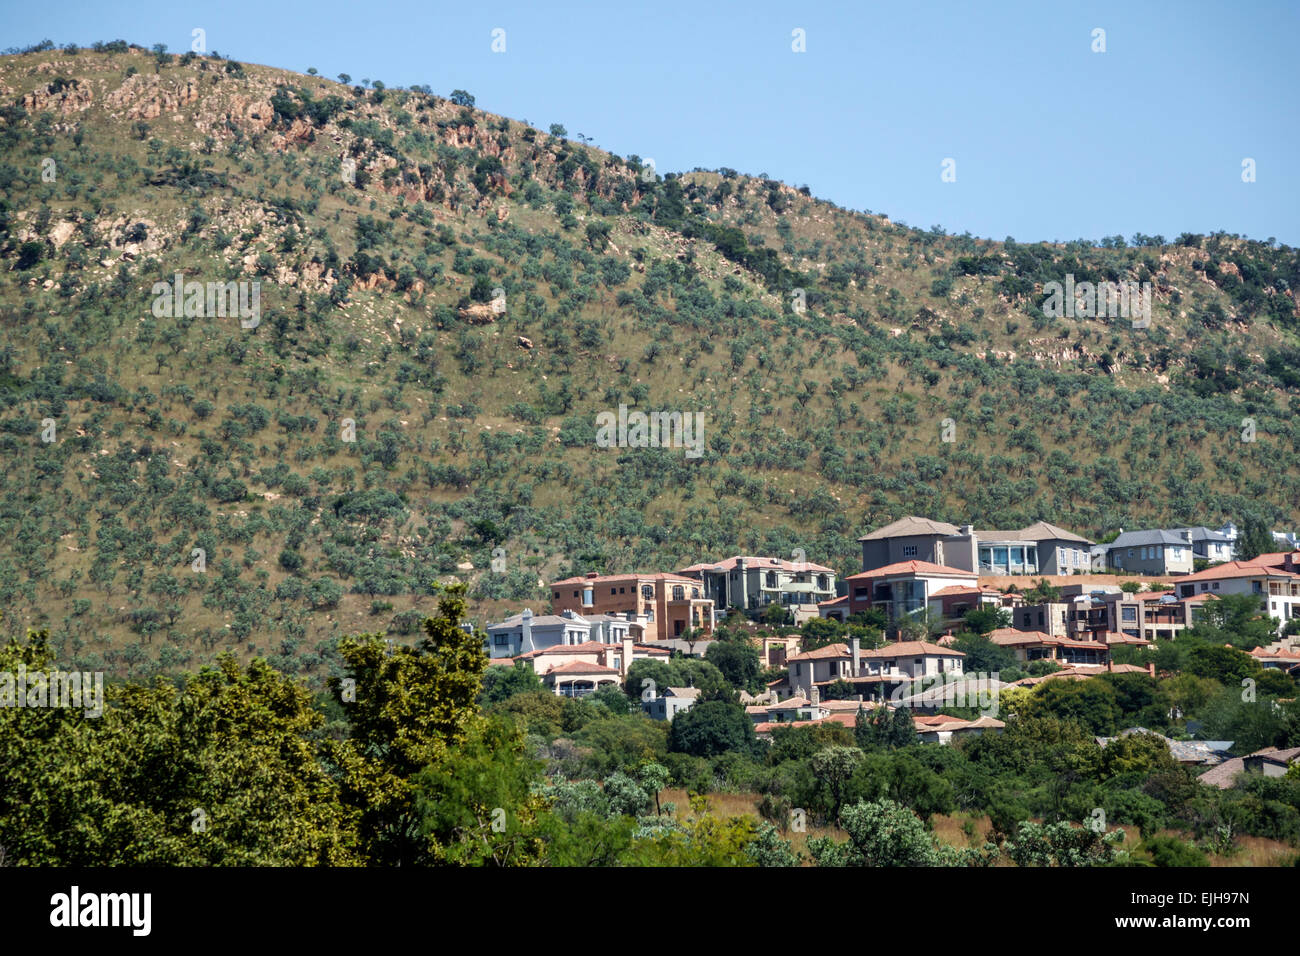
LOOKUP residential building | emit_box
[485,608,591,659]
[1168,526,1236,564]
[782,638,965,701]
[987,628,1110,666]
[1102,530,1195,575]
[842,560,978,623]
[677,555,837,620]
[549,572,716,643]
[643,686,701,721]
[857,516,1093,575]
[1173,554,1300,634]
[1201,746,1300,789]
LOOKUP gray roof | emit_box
[1106,529,1193,549]
[1168,526,1233,543]
[859,516,961,541]
[977,521,1092,545]
[488,612,591,630]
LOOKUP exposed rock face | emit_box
[105,75,201,119]
[459,303,497,325]
[21,78,93,114]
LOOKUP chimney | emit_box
[1147,661,1155,678]
[851,636,861,676]
[621,636,634,677]
[521,608,534,654]
[810,683,820,706]
[961,525,973,536]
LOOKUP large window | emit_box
[672,585,685,601]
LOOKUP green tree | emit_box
[668,700,756,758]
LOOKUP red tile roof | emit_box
[845,560,976,581]
[544,660,620,676]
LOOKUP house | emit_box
[1249,645,1300,675]
[549,572,716,643]
[508,642,626,698]
[1097,728,1233,767]
[677,555,837,621]
[842,560,978,623]
[485,608,592,659]
[1102,530,1195,575]
[929,584,1015,624]
[746,690,828,726]
[1172,554,1300,634]
[911,713,1006,745]
[643,686,701,721]
[972,522,1094,576]
[782,639,966,702]
[1168,526,1236,564]
[1199,746,1300,789]
[856,516,1093,576]
[987,628,1110,666]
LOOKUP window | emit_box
[1122,607,1137,622]
[641,585,653,600]
[673,585,685,601]
[494,634,507,646]
[1212,582,1219,591]
[553,592,560,600]
[610,588,616,595]
[1037,611,1045,625]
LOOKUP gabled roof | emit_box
[861,641,965,658]
[517,641,610,659]
[549,571,700,586]
[543,660,620,676]
[1107,529,1196,549]
[978,522,1092,545]
[858,516,961,541]
[678,555,836,574]
[489,612,591,629]
[787,643,850,662]
[1177,560,1300,582]
[845,560,976,581]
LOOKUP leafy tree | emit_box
[746,822,801,866]
[668,700,756,758]
[449,89,475,107]
[1003,820,1127,866]
[962,606,1011,635]
[705,636,761,691]
[480,659,545,704]
[808,799,984,867]
[1236,514,1274,562]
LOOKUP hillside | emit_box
[1,40,1298,682]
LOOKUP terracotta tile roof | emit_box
[818,595,848,607]
[861,640,965,657]
[787,643,850,662]
[517,641,611,658]
[543,660,620,676]
[678,555,836,574]
[550,571,700,586]
[1178,561,1300,583]
[845,560,975,581]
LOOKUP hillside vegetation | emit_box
[1,40,1298,681]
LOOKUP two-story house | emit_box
[549,572,716,643]
[1103,530,1195,575]
[677,555,837,621]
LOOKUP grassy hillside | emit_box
[2,40,1298,682]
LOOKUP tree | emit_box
[449,89,475,107]
[705,637,761,691]
[668,700,756,757]
[1236,514,1274,562]
[812,745,864,819]
[338,73,351,84]
[412,716,547,865]
[330,583,489,865]
[952,633,1018,675]
[1003,821,1127,866]
[1023,578,1062,604]
[746,823,801,866]
[962,606,1011,635]
[549,123,567,137]
[807,799,982,867]
[480,659,545,704]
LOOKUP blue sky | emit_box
[6,0,1298,245]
